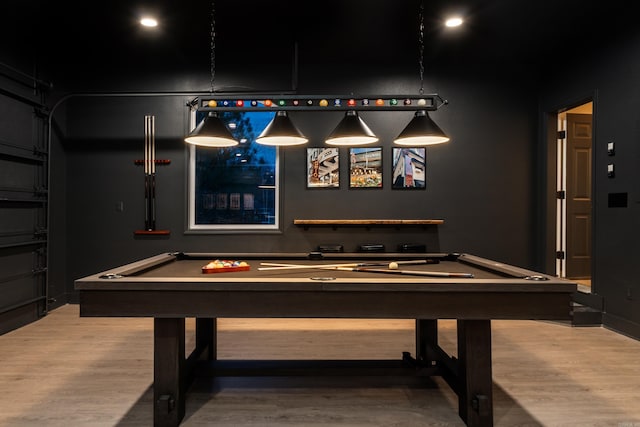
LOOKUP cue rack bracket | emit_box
[134,159,171,166]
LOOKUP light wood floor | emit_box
[1,305,639,427]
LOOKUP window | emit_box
[187,111,280,232]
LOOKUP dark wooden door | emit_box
[565,113,592,279]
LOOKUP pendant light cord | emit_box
[209,0,216,94]
[418,0,425,96]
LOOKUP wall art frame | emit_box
[306,147,340,188]
[391,147,426,189]
[349,146,383,188]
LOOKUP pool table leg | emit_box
[457,319,493,427]
[154,318,186,427]
[415,319,438,365]
[195,318,217,360]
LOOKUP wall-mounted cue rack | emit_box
[134,115,170,236]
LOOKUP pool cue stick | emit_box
[334,266,474,278]
[149,115,156,230]
[258,260,430,271]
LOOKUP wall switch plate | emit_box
[607,164,615,178]
[608,192,628,208]
[607,141,615,156]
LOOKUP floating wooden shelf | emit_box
[294,219,444,230]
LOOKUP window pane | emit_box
[188,111,279,231]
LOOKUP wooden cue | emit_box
[334,266,474,278]
[149,115,156,231]
[258,260,429,271]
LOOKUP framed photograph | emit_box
[307,148,339,188]
[392,147,426,189]
[349,147,382,188]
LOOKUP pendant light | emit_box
[184,0,238,147]
[394,0,449,146]
[394,110,450,145]
[256,111,308,146]
[325,110,378,146]
[185,111,238,147]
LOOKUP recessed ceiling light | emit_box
[140,17,158,28]
[445,17,463,28]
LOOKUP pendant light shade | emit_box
[394,110,450,146]
[325,110,378,146]
[256,111,308,146]
[185,112,238,147]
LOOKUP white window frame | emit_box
[186,109,280,233]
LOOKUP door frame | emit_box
[543,97,595,290]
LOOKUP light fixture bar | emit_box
[192,94,446,112]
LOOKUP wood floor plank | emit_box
[0,305,639,426]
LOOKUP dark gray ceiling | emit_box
[2,0,635,78]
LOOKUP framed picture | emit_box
[307,148,339,188]
[349,147,382,188]
[392,147,426,189]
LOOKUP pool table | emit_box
[75,251,577,427]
